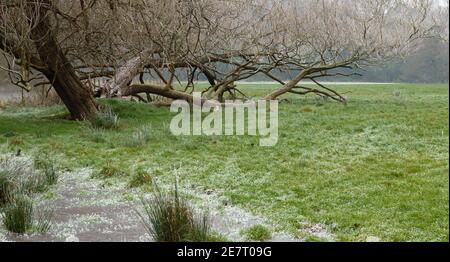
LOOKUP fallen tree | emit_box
[1,0,447,115]
[101,0,445,105]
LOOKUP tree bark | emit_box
[104,51,150,98]
[122,84,195,102]
[29,2,98,120]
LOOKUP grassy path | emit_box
[1,167,149,242]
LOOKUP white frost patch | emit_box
[1,162,330,242]
[0,154,35,178]
[65,235,80,242]
[51,213,113,240]
[0,229,9,242]
[299,223,335,241]
[2,167,149,242]
[153,167,333,242]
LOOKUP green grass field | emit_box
[0,83,448,241]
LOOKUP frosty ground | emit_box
[0,83,448,242]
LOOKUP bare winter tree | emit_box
[0,0,446,118]
[261,0,447,101]
[103,0,445,103]
[0,0,99,119]
[103,0,274,102]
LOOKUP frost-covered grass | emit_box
[241,224,272,241]
[0,155,55,234]
[139,184,213,242]
[0,83,448,242]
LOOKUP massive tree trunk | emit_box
[28,2,98,120]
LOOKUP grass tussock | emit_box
[90,106,119,129]
[138,184,212,242]
[33,154,58,189]
[241,225,272,241]
[0,156,29,206]
[2,194,33,233]
[33,208,53,233]
[0,155,55,234]
[2,194,52,234]
[93,164,129,179]
[128,168,152,188]
[87,127,107,143]
[0,170,16,206]
[123,125,152,148]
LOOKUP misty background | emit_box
[1,40,448,93]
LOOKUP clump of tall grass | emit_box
[90,106,119,129]
[32,154,58,191]
[87,127,107,143]
[2,194,52,234]
[0,170,16,206]
[92,164,128,179]
[128,168,152,188]
[33,208,53,233]
[3,131,17,138]
[42,162,58,187]
[0,155,54,233]
[241,225,272,241]
[0,156,29,206]
[138,184,212,242]
[2,194,33,233]
[123,125,152,148]
[21,171,57,194]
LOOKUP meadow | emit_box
[0,83,448,242]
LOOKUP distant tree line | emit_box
[354,40,449,83]
[2,40,448,88]
[242,40,449,84]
